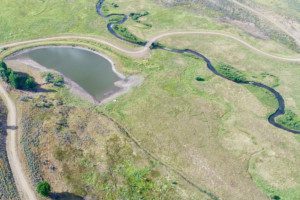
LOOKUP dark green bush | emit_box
[195,76,205,81]
[271,195,281,200]
[36,181,51,197]
[150,42,164,49]
[217,63,247,83]
[8,71,37,90]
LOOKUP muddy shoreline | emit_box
[5,46,143,104]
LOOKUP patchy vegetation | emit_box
[276,110,300,131]
[129,11,152,28]
[43,72,64,87]
[16,69,183,199]
[129,11,149,21]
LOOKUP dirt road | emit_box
[0,84,37,200]
[1,32,300,62]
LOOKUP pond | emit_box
[14,46,122,101]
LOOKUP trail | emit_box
[1,32,300,62]
[0,84,37,200]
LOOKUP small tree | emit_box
[36,181,51,197]
[24,77,37,90]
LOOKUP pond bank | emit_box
[5,46,143,104]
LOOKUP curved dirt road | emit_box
[1,32,300,62]
[145,31,300,62]
[0,84,37,200]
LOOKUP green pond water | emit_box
[19,47,121,100]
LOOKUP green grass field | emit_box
[0,0,300,199]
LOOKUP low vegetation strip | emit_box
[0,99,19,199]
[216,63,247,83]
[112,25,147,45]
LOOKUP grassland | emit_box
[4,43,214,199]
[1,0,300,200]
[0,0,107,43]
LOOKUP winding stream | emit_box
[96,0,300,134]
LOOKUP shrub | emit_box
[24,77,36,90]
[36,181,51,197]
[217,63,247,83]
[129,11,149,21]
[271,195,281,200]
[111,3,119,8]
[113,25,147,45]
[44,72,64,87]
[44,73,54,83]
[276,110,300,130]
[195,76,205,81]
[53,76,64,87]
[150,42,164,49]
[8,71,37,90]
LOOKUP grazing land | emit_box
[0,0,299,200]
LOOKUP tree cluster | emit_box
[0,60,37,90]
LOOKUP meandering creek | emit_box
[96,0,300,134]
